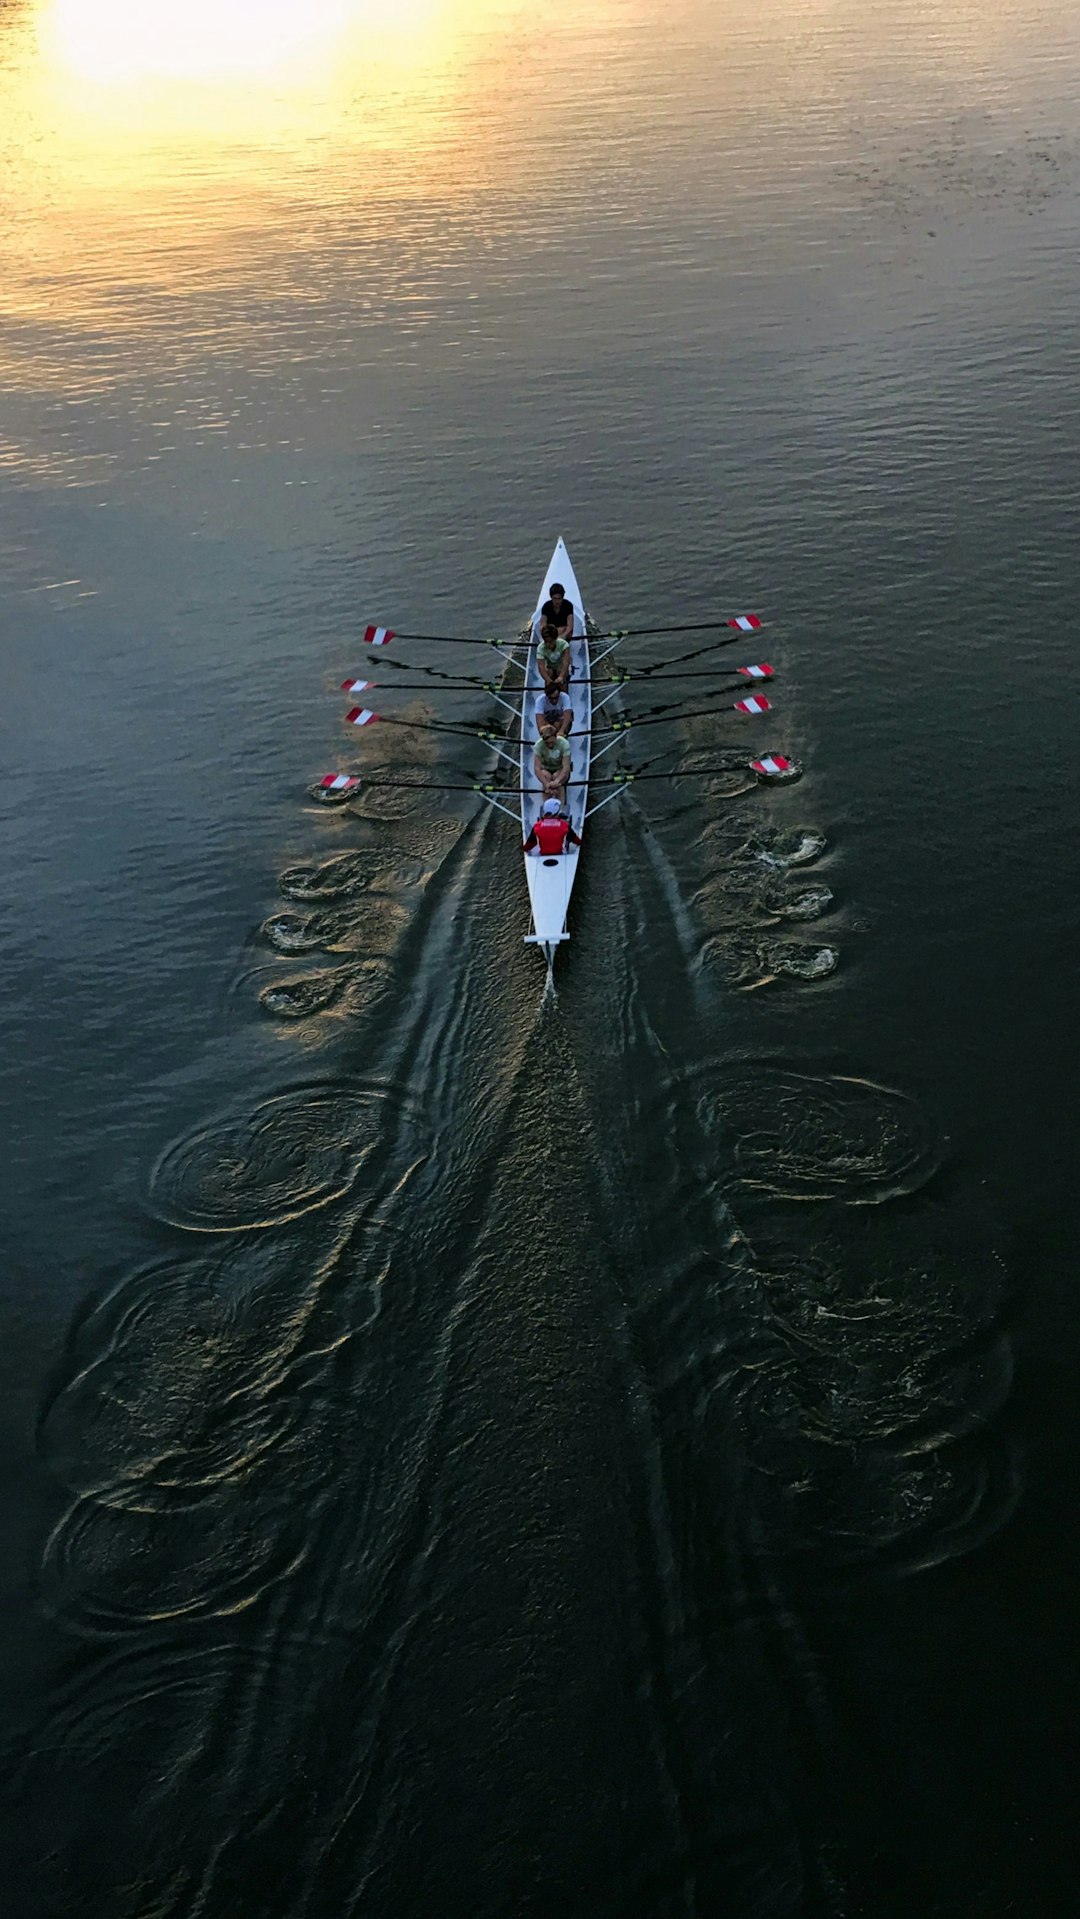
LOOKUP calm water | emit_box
[3,1,1080,1913]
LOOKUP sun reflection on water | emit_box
[1,0,539,399]
[45,0,442,84]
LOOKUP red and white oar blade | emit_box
[345,707,379,727]
[750,755,792,778]
[737,662,774,680]
[363,625,394,647]
[320,773,362,793]
[735,694,771,715]
[727,614,762,632]
[341,677,374,695]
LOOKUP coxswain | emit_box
[536,621,571,695]
[533,721,572,800]
[524,798,582,855]
[535,681,572,738]
[539,581,574,640]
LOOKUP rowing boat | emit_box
[515,538,631,977]
[520,539,590,969]
[317,562,793,983]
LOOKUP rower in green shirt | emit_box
[533,722,572,802]
[536,622,571,695]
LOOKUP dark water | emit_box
[3,1,1080,1912]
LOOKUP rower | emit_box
[536,621,571,695]
[534,680,572,738]
[524,797,581,856]
[539,581,574,641]
[533,720,572,801]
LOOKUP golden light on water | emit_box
[0,0,548,402]
[44,0,440,85]
[5,0,1030,410]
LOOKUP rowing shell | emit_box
[314,544,784,974]
[520,538,591,967]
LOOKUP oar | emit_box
[597,616,763,639]
[339,671,634,696]
[590,693,774,736]
[636,663,776,680]
[633,632,759,673]
[354,623,531,649]
[338,662,774,698]
[341,705,514,741]
[338,691,771,745]
[610,666,775,709]
[598,682,774,725]
[314,755,797,798]
[349,615,763,649]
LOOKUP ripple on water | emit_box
[768,943,840,981]
[697,1062,946,1203]
[708,1205,1017,1574]
[40,1243,307,1505]
[259,957,391,1021]
[278,848,424,902]
[752,829,827,869]
[37,1204,404,1642]
[262,910,353,953]
[22,1637,284,1783]
[700,934,839,989]
[280,854,367,900]
[40,1488,311,1637]
[147,1081,388,1230]
[763,886,834,921]
[259,965,354,1019]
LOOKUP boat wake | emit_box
[23,587,1017,1919]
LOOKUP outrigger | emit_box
[315,538,800,981]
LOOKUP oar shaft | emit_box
[479,763,779,790]
[390,630,531,646]
[343,666,764,695]
[636,633,747,671]
[346,697,767,743]
[355,618,761,647]
[589,702,770,735]
[346,674,629,694]
[319,760,786,797]
[598,620,762,639]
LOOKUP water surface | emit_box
[3,2,1080,1913]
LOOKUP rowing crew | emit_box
[524,796,581,856]
[526,580,579,854]
[536,580,573,694]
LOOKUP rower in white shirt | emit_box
[534,682,572,739]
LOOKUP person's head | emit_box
[539,721,556,743]
[540,621,557,643]
[542,797,562,817]
[540,685,561,708]
[548,583,565,604]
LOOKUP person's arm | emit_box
[523,825,539,852]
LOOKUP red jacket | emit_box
[525,815,581,855]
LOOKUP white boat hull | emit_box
[520,537,591,957]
